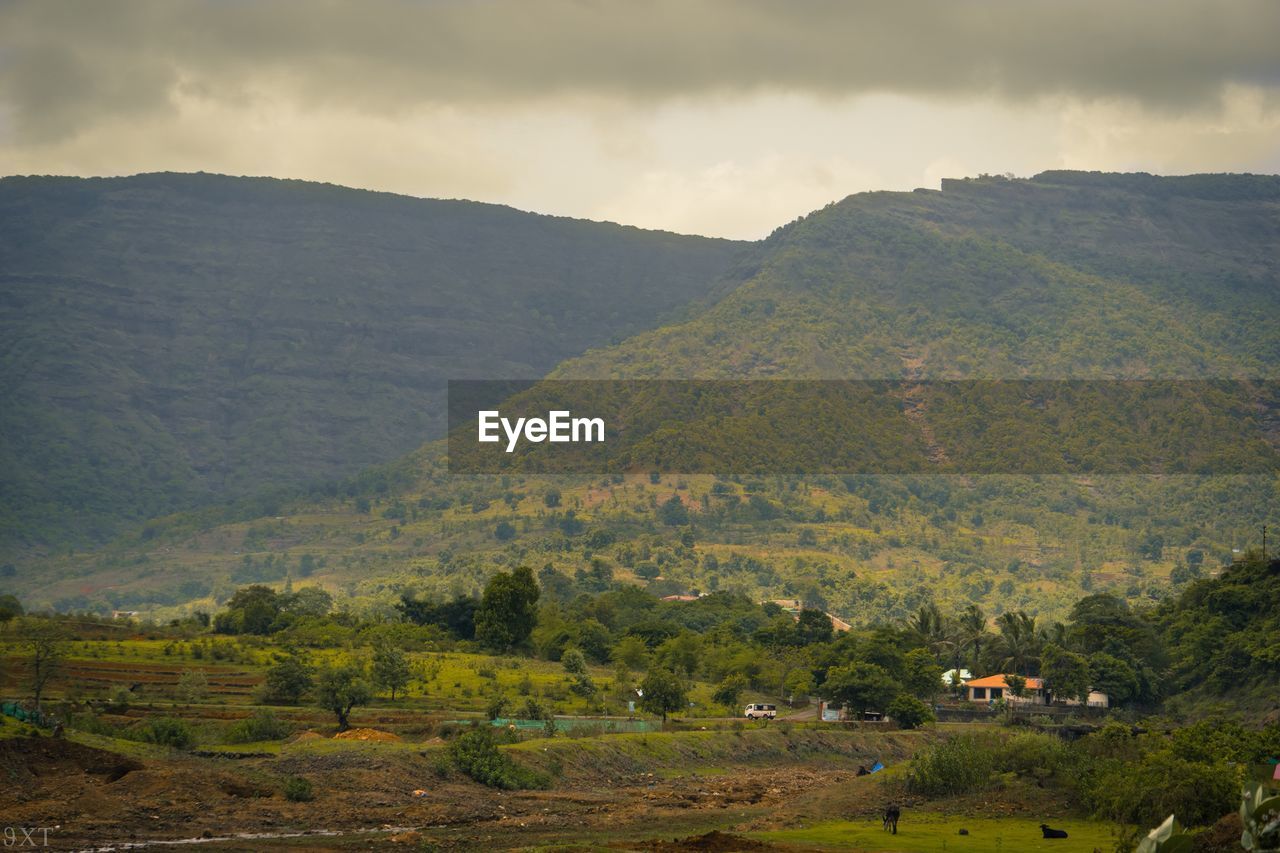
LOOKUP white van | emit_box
[744,703,777,720]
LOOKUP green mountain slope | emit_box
[555,171,1279,379]
[4,172,1277,624]
[0,173,746,550]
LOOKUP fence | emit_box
[444,716,662,735]
[1,700,55,728]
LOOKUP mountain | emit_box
[4,171,1277,624]
[0,173,747,551]
[556,171,1280,380]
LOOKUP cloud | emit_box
[2,0,1278,144]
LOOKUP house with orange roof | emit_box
[964,674,1108,708]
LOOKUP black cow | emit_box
[1040,824,1069,839]
[883,805,900,834]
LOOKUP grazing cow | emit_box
[1040,824,1069,839]
[883,805,900,834]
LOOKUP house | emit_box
[964,674,1048,704]
[964,674,1110,708]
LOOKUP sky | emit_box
[1,0,1278,239]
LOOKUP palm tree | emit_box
[992,610,1042,675]
[909,602,949,663]
[959,604,989,675]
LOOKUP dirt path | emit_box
[897,352,951,466]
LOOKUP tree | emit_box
[783,668,814,706]
[992,610,1041,675]
[1005,673,1028,701]
[1041,643,1091,704]
[958,604,988,675]
[887,694,935,730]
[820,662,899,720]
[261,650,314,705]
[656,631,701,678]
[371,640,411,700]
[216,584,282,635]
[543,489,561,508]
[314,664,373,731]
[475,566,540,651]
[639,667,687,722]
[612,635,650,671]
[282,586,333,618]
[0,593,24,622]
[657,495,689,526]
[176,669,209,703]
[902,648,943,700]
[713,673,748,708]
[494,521,516,541]
[794,609,834,645]
[18,618,67,713]
[1088,652,1139,706]
[561,648,588,676]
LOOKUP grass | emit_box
[756,814,1120,852]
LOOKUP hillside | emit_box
[6,172,1277,626]
[0,173,747,550]
[556,171,1280,379]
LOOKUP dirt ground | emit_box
[0,733,908,852]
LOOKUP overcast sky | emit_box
[2,0,1278,239]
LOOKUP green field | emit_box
[759,815,1119,852]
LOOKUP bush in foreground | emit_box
[140,717,194,750]
[283,776,314,802]
[447,728,550,790]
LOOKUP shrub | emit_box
[140,717,194,750]
[907,734,995,796]
[886,695,935,730]
[283,776,314,802]
[1086,748,1238,829]
[1013,732,1071,772]
[447,728,550,790]
[226,710,291,744]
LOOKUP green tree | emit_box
[371,640,411,700]
[887,694,935,729]
[902,648,943,700]
[783,668,814,705]
[958,604,988,675]
[657,495,689,526]
[561,647,588,676]
[713,673,748,708]
[820,662,899,720]
[794,609,834,645]
[475,566,540,651]
[314,664,373,731]
[0,593,24,622]
[992,610,1041,675]
[657,630,702,678]
[639,667,687,722]
[612,635,650,671]
[1041,643,1091,704]
[1088,652,1138,706]
[261,650,313,705]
